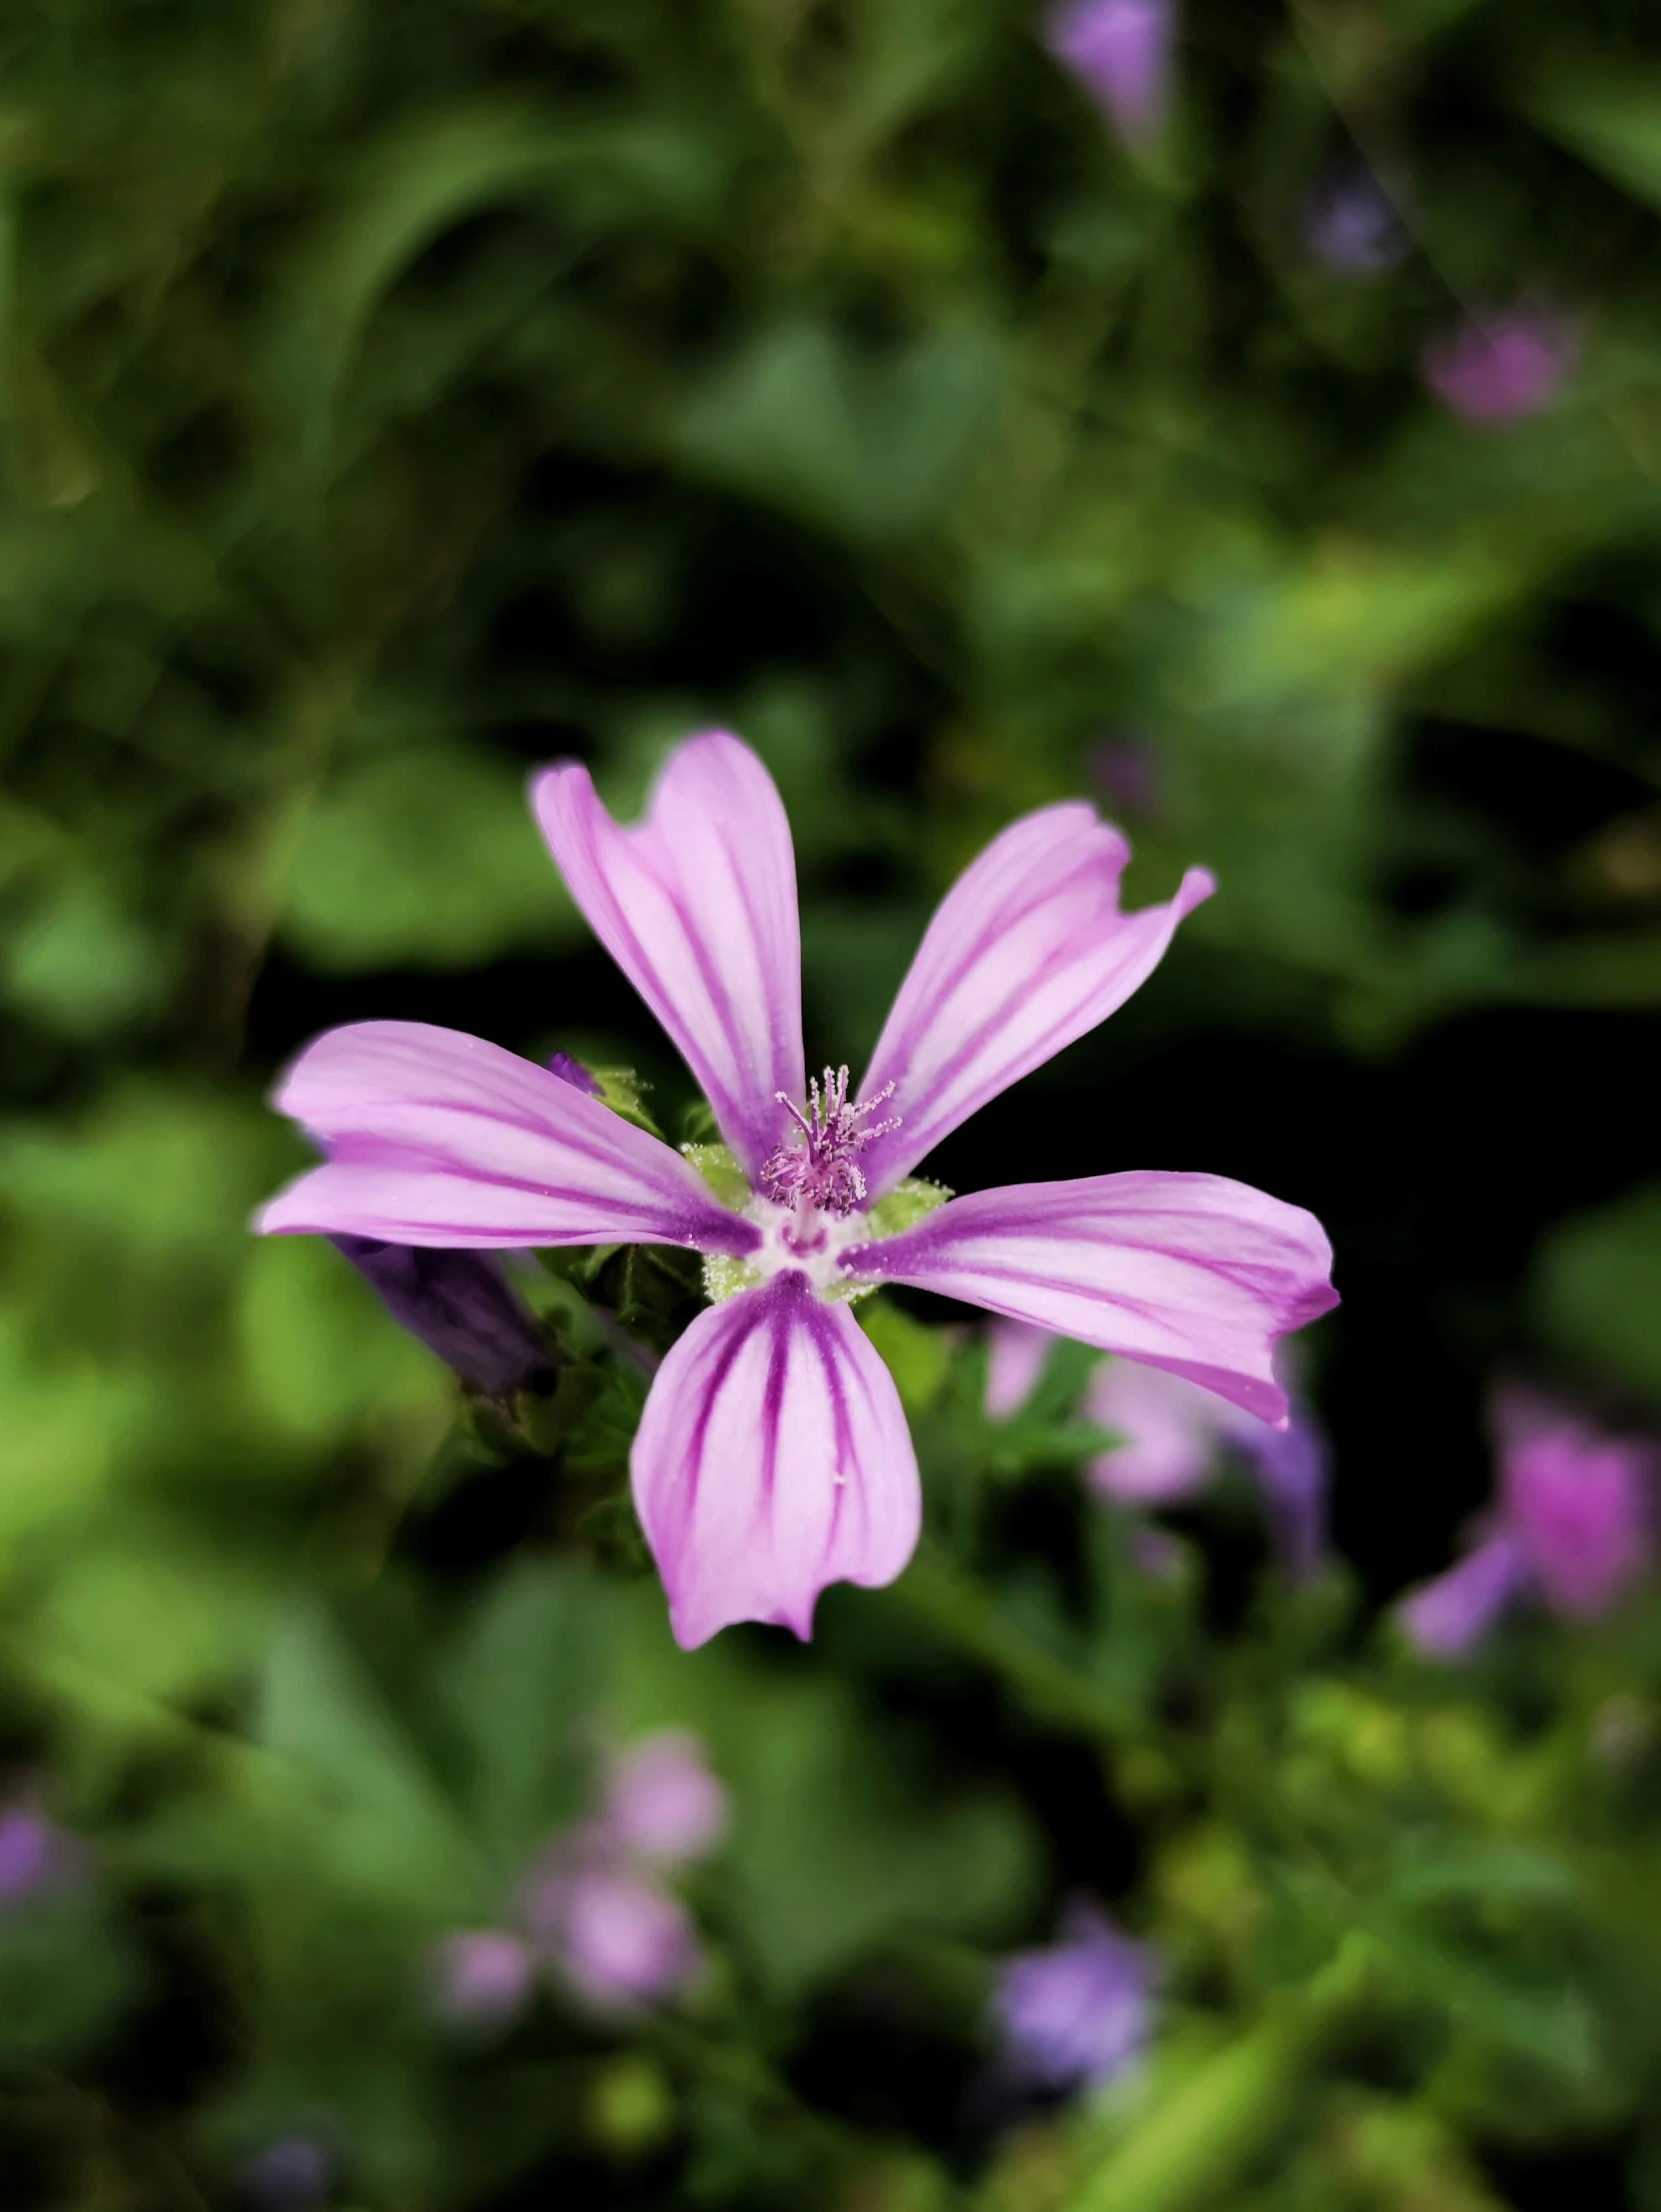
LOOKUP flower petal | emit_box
[533,733,804,1180]
[856,803,1213,1191]
[1397,1533,1530,1659]
[844,1171,1337,1424]
[632,1275,921,1650]
[259,1021,757,1254]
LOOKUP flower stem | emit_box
[1051,1937,1375,2212]
[890,1550,1143,1750]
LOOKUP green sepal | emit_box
[586,1065,661,1136]
[680,1139,751,1212]
[864,1176,953,1239]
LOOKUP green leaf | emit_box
[438,1560,610,1865]
[1533,1183,1661,1404]
[680,317,1006,541]
[257,1602,477,1913]
[280,745,577,971]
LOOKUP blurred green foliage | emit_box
[5,0,1661,2206]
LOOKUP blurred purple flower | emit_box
[602,1731,728,1865]
[504,1728,726,2015]
[1398,1531,1529,1659]
[1399,1390,1655,1657]
[527,1855,704,2014]
[1304,168,1405,275]
[548,1049,603,1096]
[1087,735,1163,821]
[1422,305,1580,427]
[241,2138,332,2212]
[1500,1390,1653,1618]
[1044,0,1176,149]
[986,1319,1054,1421]
[1087,1356,1330,1581]
[994,1899,1154,2092]
[331,1237,549,1400]
[428,1928,535,2030]
[0,1801,83,1904]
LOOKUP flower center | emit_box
[759,1066,901,1219]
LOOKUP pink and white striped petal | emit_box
[843,1170,1336,1425]
[533,733,805,1182]
[259,1020,757,1254]
[632,1275,921,1651]
[855,804,1213,1193]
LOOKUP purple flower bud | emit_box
[1398,1530,1530,1659]
[1304,168,1405,275]
[240,2138,332,2212]
[330,1238,549,1400]
[985,1320,1053,1421]
[1044,0,1175,150]
[428,1929,535,2030]
[548,1050,603,1097]
[1422,305,1580,427]
[1497,1392,1654,1622]
[994,1900,1154,2093]
[0,1803,83,1904]
[603,1732,727,1866]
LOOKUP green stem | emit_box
[1055,1938,1374,2212]
[891,1551,1139,1750]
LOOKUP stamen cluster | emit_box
[760,1066,901,1218]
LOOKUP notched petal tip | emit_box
[634,1277,921,1649]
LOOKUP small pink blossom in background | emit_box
[1044,0,1176,149]
[988,1329,1329,1580]
[0,1795,84,1905]
[1422,305,1580,427]
[1398,1390,1655,1659]
[429,1929,536,2029]
[260,730,1335,1649]
[994,1899,1154,2092]
[430,1731,726,2024]
[985,1319,1054,1421]
[603,1730,729,1865]
[532,1861,704,2014]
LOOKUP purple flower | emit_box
[241,2138,332,2212]
[994,1900,1154,2093]
[986,1319,1054,1421]
[602,1731,728,1865]
[1044,0,1176,149]
[1399,1390,1655,1657]
[330,1237,549,1400]
[0,1802,82,1904]
[1397,1532,1529,1659]
[259,731,1337,1648]
[1085,1356,1329,1580]
[525,1853,704,2014]
[1304,168,1405,275]
[1422,305,1580,427]
[428,1928,535,2029]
